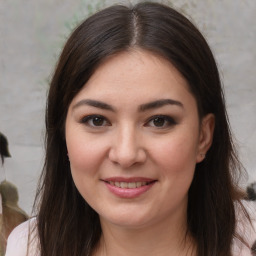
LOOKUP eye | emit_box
[145,115,176,128]
[80,115,110,127]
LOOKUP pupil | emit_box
[153,117,165,127]
[93,117,104,126]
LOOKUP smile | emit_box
[105,181,154,189]
[102,178,157,198]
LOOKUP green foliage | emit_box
[55,0,107,66]
[64,0,107,35]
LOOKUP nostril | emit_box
[108,143,146,168]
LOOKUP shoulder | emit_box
[232,200,256,256]
[5,217,39,256]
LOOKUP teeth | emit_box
[109,181,150,188]
[137,181,147,187]
[128,182,136,188]
[120,182,128,188]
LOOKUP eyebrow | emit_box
[72,98,183,112]
[72,99,115,111]
[139,99,184,111]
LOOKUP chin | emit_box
[99,210,154,229]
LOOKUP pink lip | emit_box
[103,177,155,182]
[102,177,157,199]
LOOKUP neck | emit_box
[94,215,196,256]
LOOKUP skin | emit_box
[65,49,214,255]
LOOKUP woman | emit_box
[0,134,28,255]
[0,180,28,255]
[5,2,255,256]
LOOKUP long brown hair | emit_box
[34,2,249,255]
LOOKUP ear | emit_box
[196,113,215,163]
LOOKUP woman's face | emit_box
[65,50,213,229]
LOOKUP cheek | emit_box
[66,132,107,175]
[150,134,199,176]
[66,137,106,201]
[155,137,198,202]
[154,137,197,165]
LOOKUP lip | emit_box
[102,177,157,199]
[103,177,155,182]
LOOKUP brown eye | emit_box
[91,117,105,126]
[152,117,166,127]
[81,115,110,127]
[146,115,176,128]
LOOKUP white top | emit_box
[5,202,256,256]
[5,217,39,256]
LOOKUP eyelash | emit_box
[145,115,177,128]
[80,115,110,127]
[80,114,177,129]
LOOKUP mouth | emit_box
[102,177,157,198]
[105,180,155,189]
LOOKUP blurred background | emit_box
[0,0,255,216]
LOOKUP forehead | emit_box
[70,49,196,110]
[91,50,188,87]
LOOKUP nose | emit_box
[108,125,146,168]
